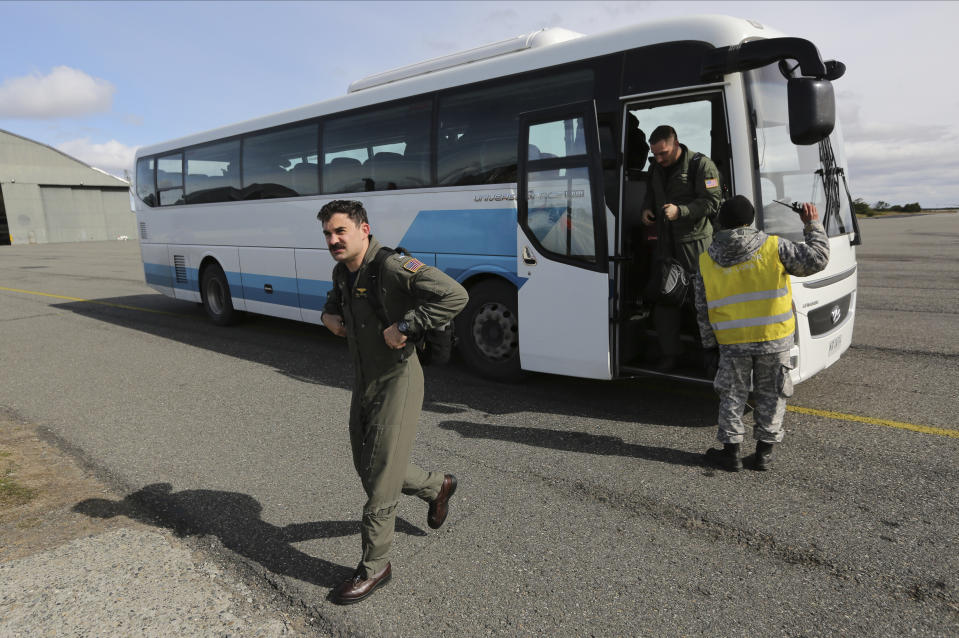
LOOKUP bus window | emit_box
[243,124,319,199]
[628,101,713,161]
[157,154,184,206]
[135,157,156,207]
[321,100,431,193]
[437,69,593,187]
[748,65,854,241]
[525,114,597,262]
[623,95,731,220]
[185,140,241,204]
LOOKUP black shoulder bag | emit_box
[643,205,690,307]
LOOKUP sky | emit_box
[1,0,957,207]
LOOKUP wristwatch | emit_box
[397,320,410,335]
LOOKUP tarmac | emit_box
[0,419,329,637]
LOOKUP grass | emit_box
[0,457,37,508]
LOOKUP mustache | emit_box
[330,243,345,251]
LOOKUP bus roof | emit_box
[136,14,776,158]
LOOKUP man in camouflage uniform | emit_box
[694,195,829,471]
[641,125,722,371]
[319,200,468,603]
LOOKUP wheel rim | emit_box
[206,278,226,315]
[471,301,517,362]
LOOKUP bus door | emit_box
[616,90,731,375]
[517,101,611,379]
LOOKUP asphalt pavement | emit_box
[0,213,957,637]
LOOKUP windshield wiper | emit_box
[815,137,861,244]
[815,137,846,235]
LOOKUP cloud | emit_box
[846,121,953,145]
[846,147,959,207]
[833,86,959,206]
[0,66,115,119]
[56,138,138,178]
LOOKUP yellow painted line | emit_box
[0,286,192,318]
[788,404,959,439]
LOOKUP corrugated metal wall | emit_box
[0,129,137,245]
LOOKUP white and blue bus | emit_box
[132,15,860,383]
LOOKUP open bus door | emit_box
[517,101,611,379]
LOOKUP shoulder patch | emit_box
[705,178,719,189]
[402,257,425,273]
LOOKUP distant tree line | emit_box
[853,198,922,217]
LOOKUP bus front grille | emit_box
[808,293,851,337]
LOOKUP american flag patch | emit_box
[402,257,425,273]
[705,178,719,189]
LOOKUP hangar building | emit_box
[0,129,135,245]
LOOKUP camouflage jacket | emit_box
[693,221,829,355]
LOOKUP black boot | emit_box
[704,443,742,472]
[754,441,774,471]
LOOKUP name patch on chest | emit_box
[402,258,425,273]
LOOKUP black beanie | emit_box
[718,195,755,229]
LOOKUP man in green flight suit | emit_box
[641,125,723,372]
[319,200,468,604]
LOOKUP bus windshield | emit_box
[748,65,854,242]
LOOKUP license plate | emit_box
[828,334,842,355]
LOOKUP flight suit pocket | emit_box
[362,423,387,477]
[778,361,795,398]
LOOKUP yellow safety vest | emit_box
[699,235,795,345]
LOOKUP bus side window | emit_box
[368,152,405,190]
[242,123,319,199]
[324,157,365,194]
[136,157,156,207]
[290,162,319,195]
[437,68,594,187]
[157,154,184,206]
[322,100,430,193]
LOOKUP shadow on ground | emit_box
[439,420,707,467]
[54,293,720,430]
[72,482,426,588]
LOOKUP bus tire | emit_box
[456,279,522,381]
[200,263,240,326]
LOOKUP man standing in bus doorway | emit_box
[641,125,723,372]
[695,196,829,472]
[319,200,468,604]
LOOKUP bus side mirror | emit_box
[788,77,835,145]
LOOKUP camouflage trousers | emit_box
[714,350,794,444]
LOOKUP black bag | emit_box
[659,257,690,306]
[368,246,455,366]
[643,207,690,307]
[416,321,454,366]
[644,256,689,306]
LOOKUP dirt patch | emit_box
[0,418,152,562]
[0,417,330,636]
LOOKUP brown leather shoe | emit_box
[331,563,391,605]
[427,474,457,529]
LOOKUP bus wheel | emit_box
[456,279,522,381]
[201,263,240,326]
